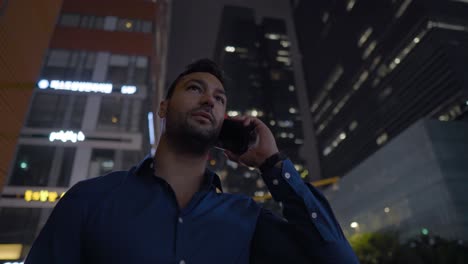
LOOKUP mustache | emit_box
[190,107,215,123]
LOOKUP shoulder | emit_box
[64,169,132,200]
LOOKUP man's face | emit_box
[160,72,227,151]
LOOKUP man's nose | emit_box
[200,93,215,107]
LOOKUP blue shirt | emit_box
[25,156,359,263]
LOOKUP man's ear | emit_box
[159,100,168,118]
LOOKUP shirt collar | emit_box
[135,154,223,192]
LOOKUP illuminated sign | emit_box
[0,244,23,262]
[148,112,156,156]
[37,79,137,95]
[24,190,66,203]
[121,85,137,94]
[49,130,85,143]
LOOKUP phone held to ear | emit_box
[215,118,257,156]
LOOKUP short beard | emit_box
[165,107,220,156]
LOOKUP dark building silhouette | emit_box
[213,5,306,203]
[292,0,468,179]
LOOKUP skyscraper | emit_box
[0,0,168,260]
[213,6,306,201]
[293,0,468,179]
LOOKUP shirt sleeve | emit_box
[250,159,359,263]
[25,182,87,264]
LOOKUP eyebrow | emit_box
[185,78,226,96]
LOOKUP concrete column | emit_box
[69,146,92,186]
[284,4,322,180]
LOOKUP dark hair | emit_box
[165,58,225,99]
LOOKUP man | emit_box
[26,59,359,263]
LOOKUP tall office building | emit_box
[213,6,306,201]
[0,0,168,260]
[293,0,468,179]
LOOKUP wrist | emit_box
[259,151,287,173]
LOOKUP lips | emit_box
[192,111,213,122]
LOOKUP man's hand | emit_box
[224,116,279,168]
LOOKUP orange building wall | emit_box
[0,0,63,191]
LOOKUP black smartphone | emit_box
[215,118,257,155]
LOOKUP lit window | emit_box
[324,65,344,91]
[280,40,291,48]
[323,146,332,156]
[322,12,330,23]
[339,132,347,140]
[225,46,235,53]
[288,85,295,91]
[278,120,294,128]
[379,86,393,99]
[358,27,373,47]
[439,115,449,121]
[349,121,358,131]
[346,0,356,11]
[269,120,276,126]
[276,56,291,65]
[278,50,290,56]
[294,139,304,144]
[289,107,298,114]
[376,133,388,145]
[288,133,295,139]
[395,0,412,18]
[280,132,288,138]
[370,56,382,71]
[353,71,369,90]
[265,33,280,40]
[227,110,239,117]
[294,164,303,171]
[59,14,80,27]
[254,191,265,197]
[362,40,377,59]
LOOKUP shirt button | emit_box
[311,212,317,219]
[179,260,186,264]
[284,172,291,179]
[178,217,183,224]
[272,179,279,185]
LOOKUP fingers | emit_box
[229,115,260,127]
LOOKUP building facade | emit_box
[292,0,468,179]
[0,0,168,261]
[325,119,468,241]
[213,6,306,205]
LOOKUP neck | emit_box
[153,134,209,209]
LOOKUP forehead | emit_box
[178,72,224,91]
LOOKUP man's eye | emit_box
[188,85,202,92]
[215,96,225,104]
